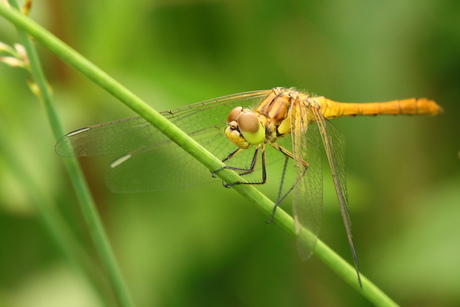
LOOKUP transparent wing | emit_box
[291,100,323,260]
[105,125,231,192]
[309,98,362,286]
[55,90,272,191]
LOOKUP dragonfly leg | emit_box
[232,147,260,176]
[218,147,267,187]
[271,143,308,167]
[211,147,243,178]
[212,147,260,176]
[276,155,290,203]
[222,147,243,163]
[266,144,309,224]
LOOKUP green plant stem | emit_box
[0,4,398,307]
[0,127,110,307]
[5,1,133,306]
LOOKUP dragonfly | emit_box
[55,87,441,287]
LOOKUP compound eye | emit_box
[238,112,265,145]
[227,107,243,123]
[238,112,260,133]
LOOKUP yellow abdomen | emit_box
[316,97,442,119]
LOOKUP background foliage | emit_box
[1,0,459,306]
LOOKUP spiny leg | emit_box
[235,147,261,176]
[266,144,309,224]
[222,147,242,163]
[277,155,290,203]
[212,145,268,186]
[224,147,267,187]
[211,148,243,178]
[211,147,257,178]
[215,147,260,174]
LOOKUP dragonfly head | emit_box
[225,107,266,149]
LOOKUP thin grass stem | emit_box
[5,1,133,306]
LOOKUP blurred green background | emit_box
[1,0,459,306]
